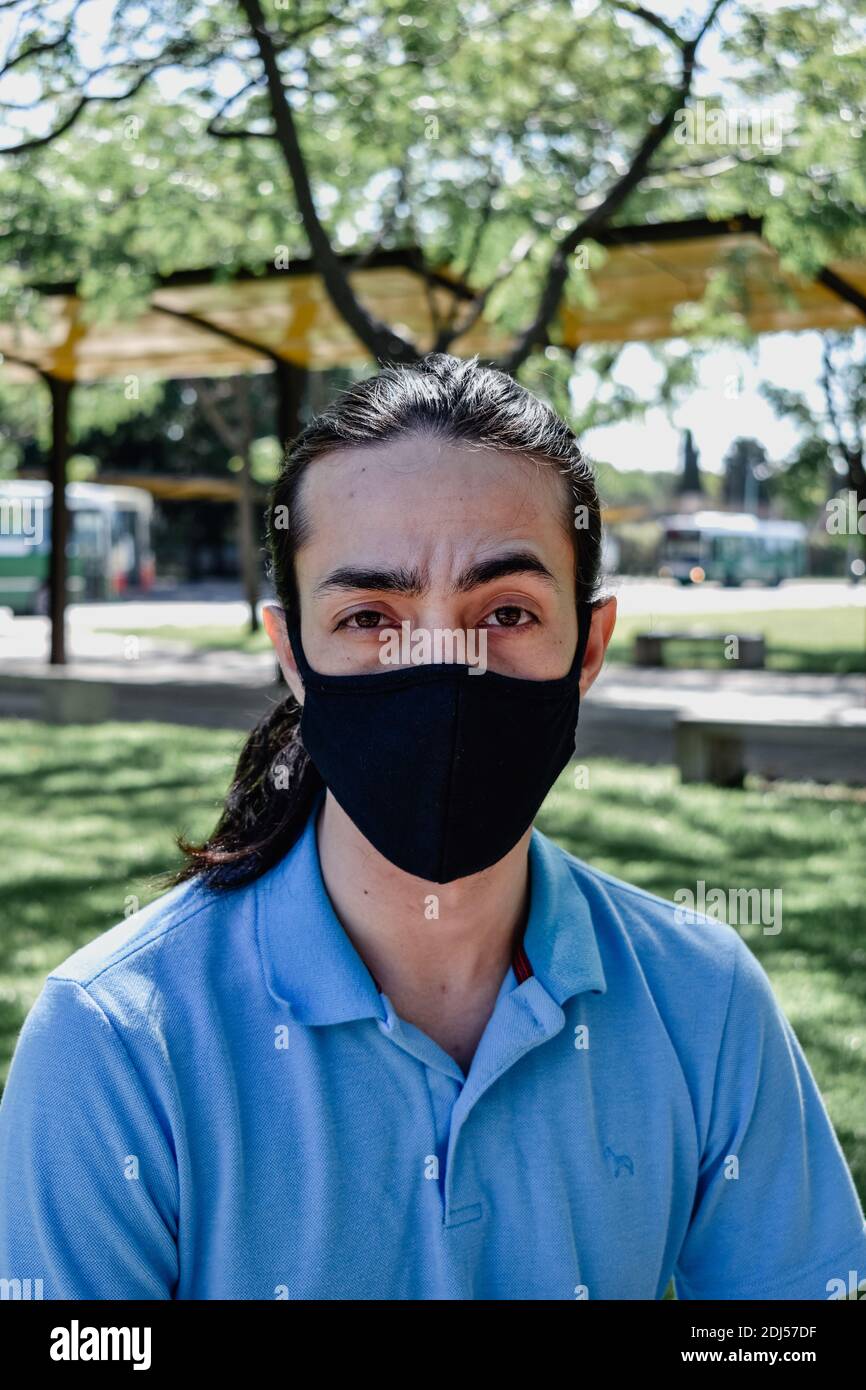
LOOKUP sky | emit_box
[579,332,836,476]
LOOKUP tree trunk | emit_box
[46,375,72,665]
[237,451,259,633]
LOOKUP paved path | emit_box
[2,614,863,710]
[610,576,866,617]
[1,581,863,779]
[592,664,865,723]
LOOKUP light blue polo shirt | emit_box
[1,789,865,1300]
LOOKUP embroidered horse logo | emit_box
[603,1145,634,1177]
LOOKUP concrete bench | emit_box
[676,713,866,787]
[634,631,766,669]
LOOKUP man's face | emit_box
[264,433,616,696]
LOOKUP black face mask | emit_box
[286,603,593,883]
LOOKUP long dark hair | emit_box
[172,352,604,890]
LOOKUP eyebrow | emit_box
[313,550,560,598]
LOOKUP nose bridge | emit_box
[409,539,476,646]
[401,604,480,668]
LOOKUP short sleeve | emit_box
[674,938,866,1300]
[0,976,179,1299]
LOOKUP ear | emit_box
[262,602,304,705]
[579,596,617,697]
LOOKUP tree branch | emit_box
[0,45,196,153]
[821,338,860,468]
[606,1,684,48]
[497,0,729,373]
[435,231,536,352]
[196,377,246,456]
[237,0,420,364]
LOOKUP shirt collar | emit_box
[255,790,606,1026]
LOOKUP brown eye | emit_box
[335,609,403,633]
[492,606,524,626]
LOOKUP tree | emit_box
[678,428,703,496]
[8,0,862,375]
[722,436,770,511]
[762,331,866,559]
[193,375,263,631]
[3,0,866,660]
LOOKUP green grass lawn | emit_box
[106,624,271,652]
[1,719,864,1223]
[108,605,866,673]
[606,606,866,674]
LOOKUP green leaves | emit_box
[0,1,863,372]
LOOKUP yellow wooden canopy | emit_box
[1,217,864,385]
[558,216,866,343]
[0,252,505,383]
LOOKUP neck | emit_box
[315,790,532,1008]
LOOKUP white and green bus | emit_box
[659,511,807,587]
[0,479,155,615]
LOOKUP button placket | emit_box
[423,1066,461,1212]
[441,980,567,1224]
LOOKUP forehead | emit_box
[294,434,572,570]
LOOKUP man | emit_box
[1,354,864,1299]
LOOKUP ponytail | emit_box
[170,696,323,890]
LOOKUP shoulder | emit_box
[539,837,799,1154]
[35,867,265,1052]
[538,832,775,1039]
[3,868,272,1125]
[47,873,224,991]
[552,835,746,977]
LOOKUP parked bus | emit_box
[659,511,807,587]
[76,482,156,597]
[0,479,155,615]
